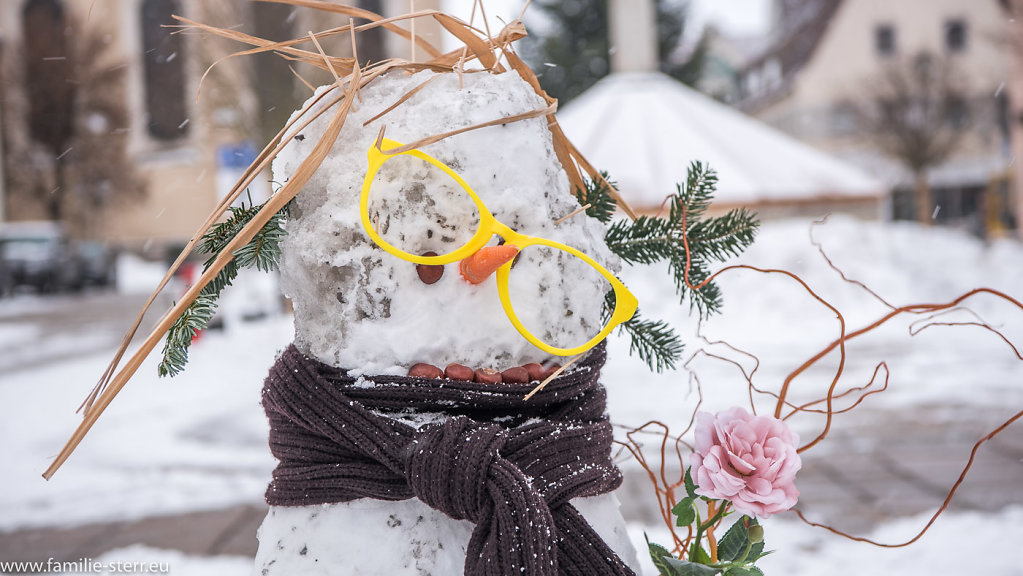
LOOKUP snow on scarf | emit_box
[261,342,634,576]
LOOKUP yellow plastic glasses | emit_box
[360,138,638,356]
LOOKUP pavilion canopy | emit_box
[556,72,886,211]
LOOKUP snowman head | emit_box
[276,70,627,375]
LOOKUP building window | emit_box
[252,1,298,145]
[22,0,74,155]
[945,97,969,130]
[141,0,187,141]
[357,0,388,66]
[945,19,967,53]
[875,24,896,57]
[831,103,858,136]
[763,58,782,89]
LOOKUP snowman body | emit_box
[254,69,637,574]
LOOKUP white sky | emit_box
[687,0,772,37]
[441,0,772,42]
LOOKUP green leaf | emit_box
[672,497,696,526]
[662,557,721,576]
[717,517,766,563]
[717,517,768,565]
[646,533,683,576]
[723,566,763,576]
[689,543,712,565]
[684,468,698,498]
[716,517,751,563]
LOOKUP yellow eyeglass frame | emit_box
[360,138,639,357]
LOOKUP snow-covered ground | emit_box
[605,216,1023,439]
[2,216,1021,575]
[629,506,1023,576]
[31,506,1023,576]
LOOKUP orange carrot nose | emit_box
[459,244,519,284]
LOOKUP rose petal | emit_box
[689,407,801,518]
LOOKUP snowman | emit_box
[253,66,641,575]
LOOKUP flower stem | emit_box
[707,501,719,563]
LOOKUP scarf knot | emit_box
[261,343,633,576]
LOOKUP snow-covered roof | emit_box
[556,72,886,209]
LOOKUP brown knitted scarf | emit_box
[261,342,634,576]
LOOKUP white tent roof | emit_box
[557,72,886,209]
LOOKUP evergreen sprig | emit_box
[603,291,683,373]
[157,199,290,377]
[620,311,685,373]
[605,161,758,317]
[573,171,618,224]
[585,163,757,373]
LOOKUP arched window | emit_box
[22,0,74,155]
[252,1,298,145]
[357,0,387,66]
[141,0,187,140]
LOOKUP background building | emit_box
[0,0,440,256]
[737,0,1013,236]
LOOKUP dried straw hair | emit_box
[44,0,637,479]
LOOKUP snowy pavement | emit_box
[1,217,1022,575]
[0,291,171,375]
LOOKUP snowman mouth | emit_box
[407,361,561,384]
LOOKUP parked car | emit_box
[77,240,119,287]
[0,221,84,293]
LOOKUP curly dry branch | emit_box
[617,419,699,557]
[662,216,1023,550]
[795,408,1023,548]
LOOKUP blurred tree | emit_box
[846,51,971,225]
[63,22,148,237]
[522,0,705,104]
[21,0,73,221]
[5,6,146,236]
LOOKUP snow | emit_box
[2,317,290,530]
[557,72,885,208]
[629,506,1023,576]
[11,507,1022,576]
[116,253,169,295]
[3,217,1021,574]
[25,546,252,576]
[275,70,616,374]
[602,217,1023,442]
[255,494,637,575]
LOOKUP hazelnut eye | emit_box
[416,251,444,284]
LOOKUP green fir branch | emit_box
[620,312,684,372]
[157,293,218,377]
[573,171,618,224]
[158,198,290,377]
[686,208,759,263]
[604,161,758,319]
[603,291,684,373]
[234,209,288,272]
[604,216,676,265]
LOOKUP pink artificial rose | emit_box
[690,407,801,518]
